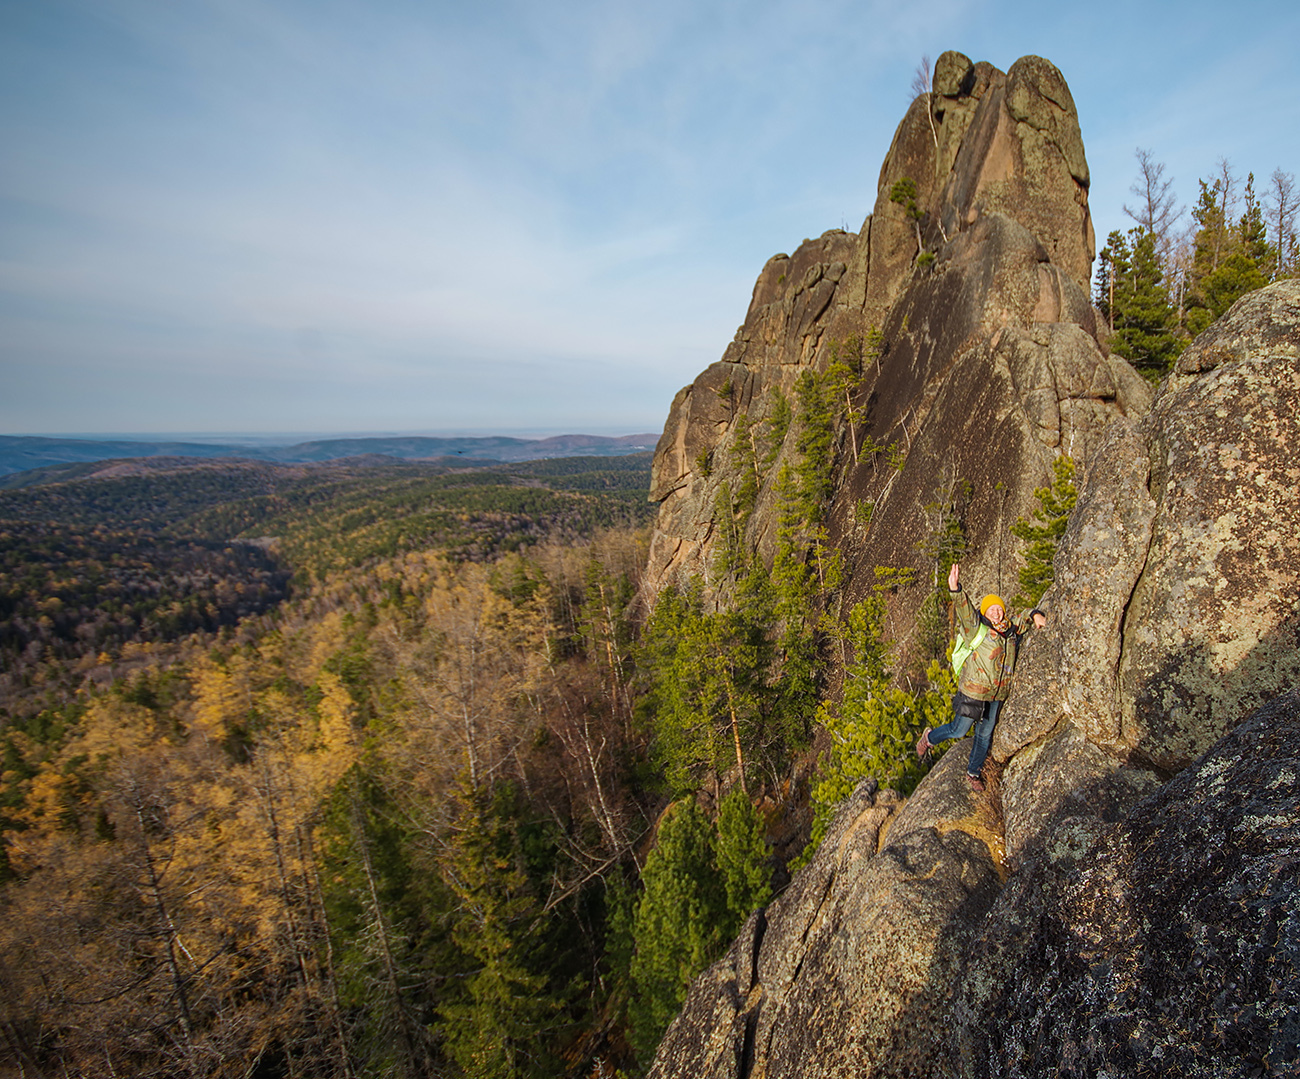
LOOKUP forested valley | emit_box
[0,453,689,1078]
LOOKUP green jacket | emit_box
[951,587,1040,701]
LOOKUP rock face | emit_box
[957,689,1300,1079]
[996,278,1300,858]
[649,280,1300,1078]
[648,760,1003,1079]
[643,52,1145,669]
[643,42,1300,1072]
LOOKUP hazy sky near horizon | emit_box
[3,0,1297,438]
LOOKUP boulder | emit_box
[1120,280,1300,770]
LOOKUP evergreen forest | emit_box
[1094,154,1297,381]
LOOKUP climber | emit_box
[915,562,1047,792]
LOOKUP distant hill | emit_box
[0,432,661,478]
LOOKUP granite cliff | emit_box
[644,51,1148,668]
[642,49,1300,1079]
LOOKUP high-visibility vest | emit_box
[951,622,989,679]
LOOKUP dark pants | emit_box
[929,693,1002,776]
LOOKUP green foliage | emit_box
[826,333,874,464]
[1010,455,1077,608]
[636,581,776,796]
[763,389,793,468]
[1102,228,1184,382]
[890,178,921,226]
[1190,253,1269,334]
[601,871,638,1006]
[317,765,444,1076]
[798,600,955,868]
[0,457,657,590]
[628,798,729,1061]
[1238,171,1272,266]
[579,555,636,692]
[790,369,837,524]
[715,787,772,926]
[872,565,917,595]
[639,368,851,797]
[1184,171,1274,334]
[890,177,926,257]
[437,781,562,1079]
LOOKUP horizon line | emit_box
[2,428,663,444]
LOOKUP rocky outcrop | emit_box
[643,52,1141,654]
[642,38,1300,1078]
[650,280,1300,1078]
[996,278,1300,859]
[649,757,1003,1079]
[823,213,1145,667]
[957,688,1300,1079]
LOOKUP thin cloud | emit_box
[2,0,1297,434]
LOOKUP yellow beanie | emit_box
[980,594,1006,618]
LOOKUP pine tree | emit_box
[1010,455,1077,609]
[800,599,954,865]
[1094,230,1127,330]
[1239,171,1273,267]
[437,780,560,1079]
[890,177,925,256]
[1187,167,1273,334]
[628,798,728,1061]
[316,765,433,1077]
[638,584,773,797]
[1108,227,1183,382]
[714,787,772,928]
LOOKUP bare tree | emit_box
[910,54,933,98]
[1168,225,1196,329]
[909,53,942,169]
[1124,148,1183,265]
[1266,168,1298,278]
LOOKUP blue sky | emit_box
[2,0,1297,438]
